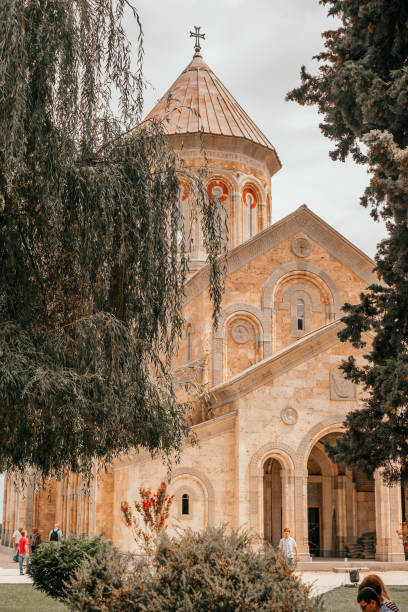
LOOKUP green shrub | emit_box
[65,543,134,611]
[66,527,324,611]
[28,535,116,602]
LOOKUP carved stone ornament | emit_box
[280,406,298,425]
[231,323,251,344]
[330,365,356,400]
[291,236,312,258]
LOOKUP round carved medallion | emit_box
[280,406,298,425]
[231,323,251,344]
[291,236,312,258]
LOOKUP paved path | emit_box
[0,543,406,594]
[0,545,32,584]
[297,570,408,596]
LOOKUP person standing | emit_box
[11,527,23,562]
[278,527,298,566]
[30,527,41,554]
[49,524,63,542]
[18,530,29,575]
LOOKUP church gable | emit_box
[210,320,354,407]
[185,204,375,307]
[180,205,375,386]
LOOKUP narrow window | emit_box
[177,183,188,245]
[182,493,189,515]
[297,299,305,331]
[242,188,257,239]
[187,326,192,362]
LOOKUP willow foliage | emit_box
[0,1,224,480]
[287,0,408,482]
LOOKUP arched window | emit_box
[182,493,189,515]
[242,187,258,239]
[186,325,192,362]
[177,181,190,245]
[296,298,305,331]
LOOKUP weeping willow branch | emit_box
[0,0,224,482]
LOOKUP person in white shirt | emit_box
[11,527,23,562]
[278,527,298,566]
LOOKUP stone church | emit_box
[2,43,407,562]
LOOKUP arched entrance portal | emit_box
[307,433,376,558]
[263,458,282,546]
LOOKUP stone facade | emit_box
[2,50,406,562]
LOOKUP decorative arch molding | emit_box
[170,467,215,526]
[294,417,345,474]
[205,173,237,249]
[248,441,296,534]
[172,483,198,503]
[236,174,265,193]
[213,302,271,386]
[184,319,194,363]
[262,262,342,320]
[278,283,323,313]
[171,483,199,521]
[249,441,296,478]
[204,172,236,194]
[309,442,338,478]
[214,303,268,339]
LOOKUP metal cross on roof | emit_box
[190,26,205,54]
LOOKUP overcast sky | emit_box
[125,0,386,259]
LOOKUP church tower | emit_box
[145,30,281,274]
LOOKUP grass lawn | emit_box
[0,585,67,611]
[321,586,408,611]
[0,584,407,611]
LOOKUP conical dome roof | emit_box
[145,53,277,155]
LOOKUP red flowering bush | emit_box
[121,481,174,544]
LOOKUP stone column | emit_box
[263,473,272,542]
[65,477,71,536]
[232,192,242,246]
[55,480,63,527]
[1,475,10,546]
[375,473,405,561]
[24,483,34,537]
[294,470,311,561]
[345,472,357,544]
[88,476,97,537]
[282,472,295,544]
[321,475,333,557]
[334,475,347,555]
[77,485,83,535]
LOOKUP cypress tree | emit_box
[0,1,224,480]
[287,0,408,482]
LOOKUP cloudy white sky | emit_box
[0,1,386,523]
[126,0,386,259]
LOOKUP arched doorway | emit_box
[307,433,376,558]
[263,458,282,546]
